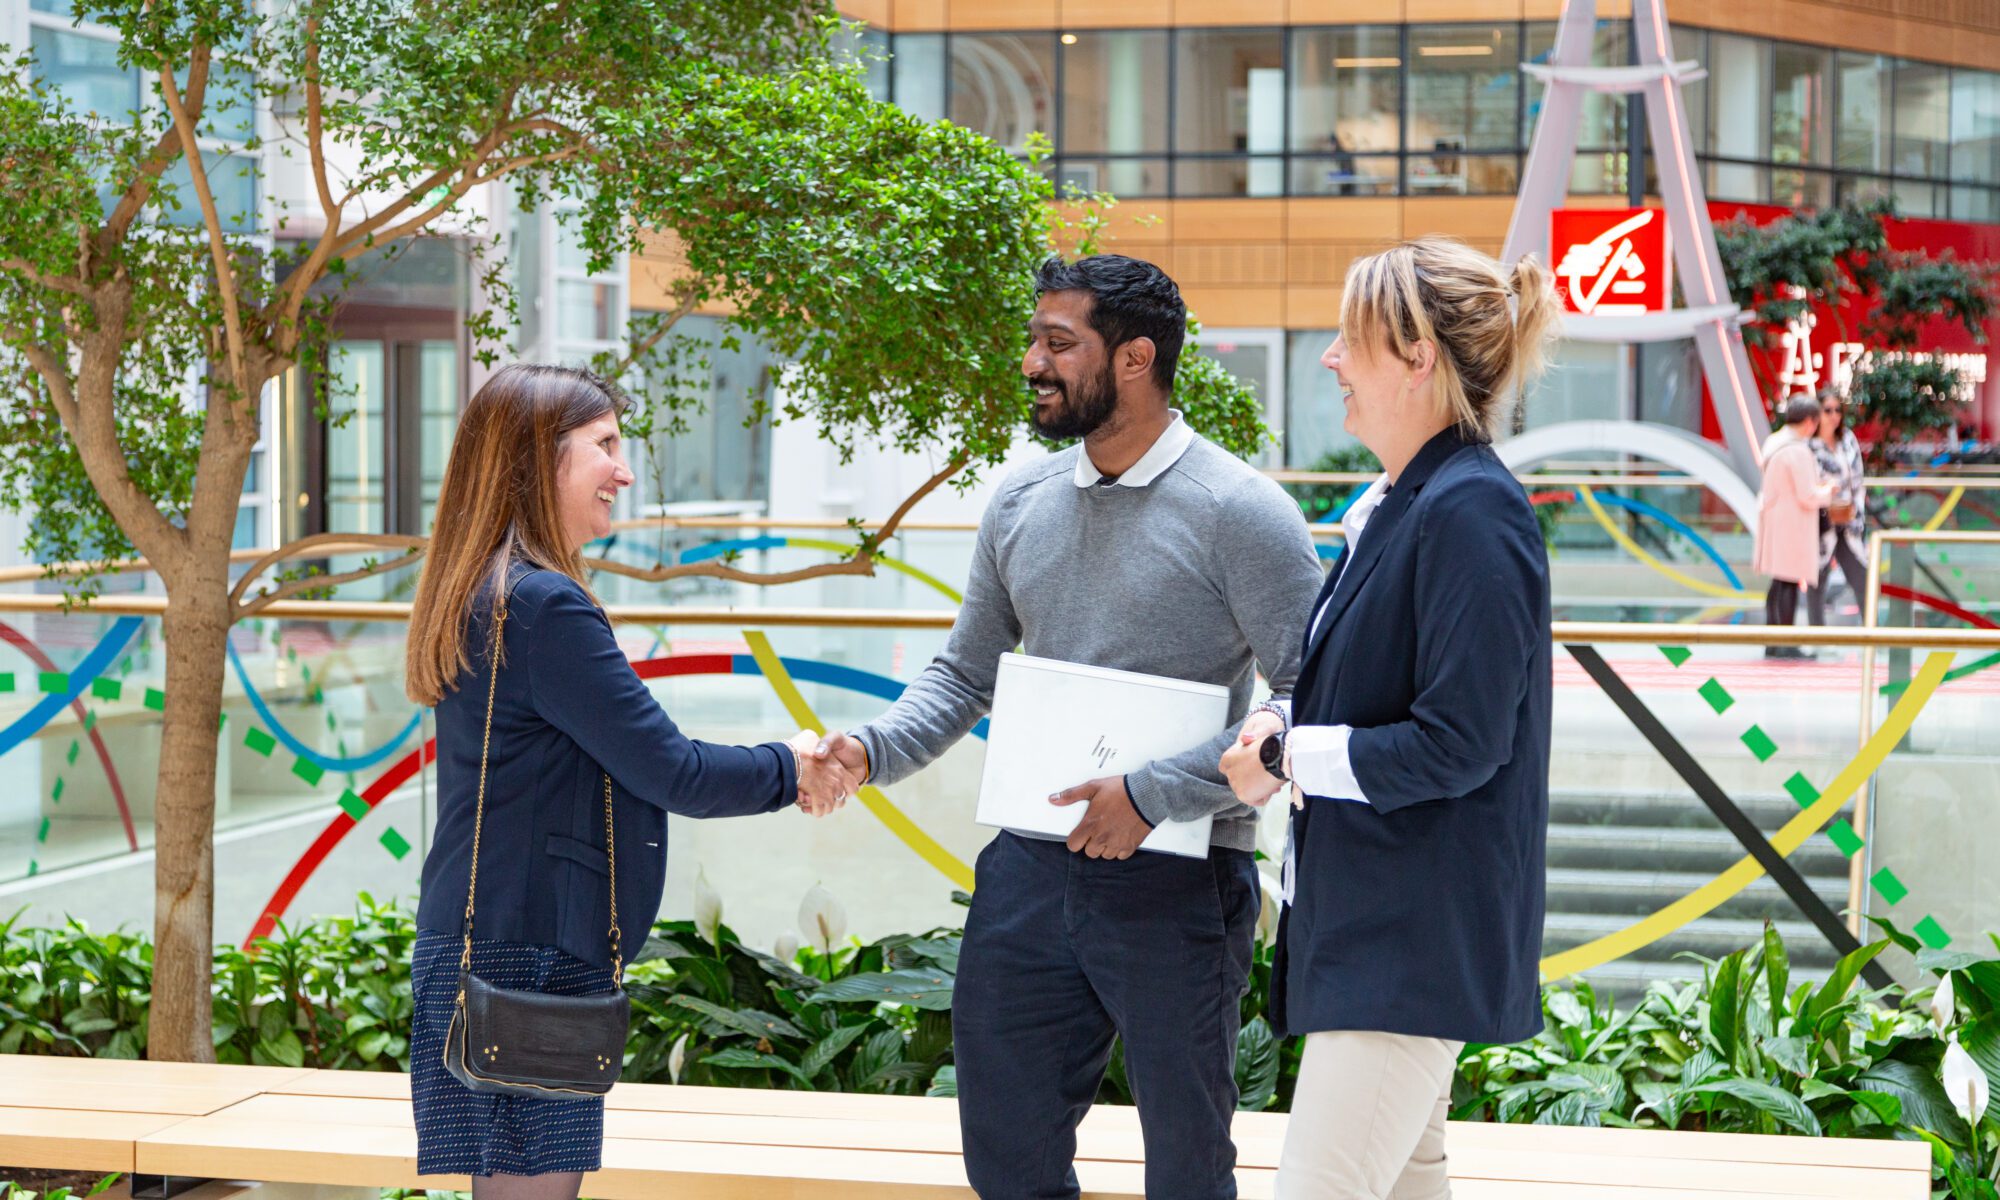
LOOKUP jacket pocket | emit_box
[544,833,609,878]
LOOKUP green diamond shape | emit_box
[143,688,166,712]
[379,827,411,860]
[244,727,277,757]
[1740,725,1778,762]
[91,678,122,701]
[1660,646,1691,667]
[1698,679,1734,714]
[1871,868,1909,906]
[38,672,68,694]
[337,790,369,822]
[65,741,78,766]
[0,674,14,693]
[1827,819,1865,857]
[1784,773,1820,808]
[292,759,325,787]
[51,778,63,804]
[1915,915,1953,949]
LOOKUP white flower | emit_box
[1255,870,1283,945]
[1944,1040,1989,1126]
[799,883,848,955]
[668,1032,689,1085]
[693,869,723,947]
[1932,971,1957,1034]
[774,932,800,963]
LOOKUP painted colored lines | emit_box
[676,537,966,604]
[1538,649,1952,979]
[0,619,135,854]
[246,649,997,949]
[225,640,421,774]
[1876,584,2000,696]
[1573,486,1756,602]
[0,617,143,757]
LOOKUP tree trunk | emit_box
[147,570,234,1063]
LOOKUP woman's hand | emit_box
[1220,710,1286,808]
[791,730,852,817]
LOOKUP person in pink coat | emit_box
[1755,396,1836,659]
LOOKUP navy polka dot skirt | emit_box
[410,928,617,1177]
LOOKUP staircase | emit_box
[1543,786,1855,1005]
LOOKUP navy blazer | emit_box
[415,566,797,968]
[1270,428,1550,1045]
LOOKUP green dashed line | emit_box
[379,828,411,859]
[244,726,277,757]
[63,740,78,766]
[0,673,13,693]
[337,789,369,821]
[37,672,66,693]
[1661,648,1952,946]
[50,776,63,804]
[91,678,121,701]
[142,687,165,712]
[291,758,325,787]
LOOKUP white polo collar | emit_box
[1072,410,1194,489]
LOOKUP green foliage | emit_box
[1714,198,2000,453]
[0,1174,123,1200]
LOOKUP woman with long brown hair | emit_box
[405,363,853,1200]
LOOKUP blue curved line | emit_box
[226,641,421,772]
[1590,491,1746,591]
[730,654,989,741]
[682,536,787,564]
[0,617,143,757]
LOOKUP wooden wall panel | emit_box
[1174,200,1286,242]
[1175,244,1288,286]
[835,1,892,26]
[1402,197,1517,241]
[1404,0,1520,21]
[1288,0,1403,22]
[1061,0,1173,26]
[891,0,948,32]
[951,0,1059,29]
[1286,288,1342,329]
[1286,198,1401,244]
[1180,286,1284,327]
[1173,0,1285,25]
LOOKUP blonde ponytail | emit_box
[1339,237,1563,441]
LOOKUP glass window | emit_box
[30,27,139,117]
[166,60,257,144]
[1836,53,1893,174]
[1407,152,1519,196]
[639,315,776,508]
[325,341,387,535]
[1949,70,2000,186]
[1285,331,1358,469]
[160,152,259,233]
[1771,167,1833,209]
[1174,157,1284,198]
[414,340,459,533]
[1175,29,1285,155]
[1772,43,1832,167]
[1951,186,2000,223]
[833,26,891,102]
[1834,174,1893,206]
[1057,158,1167,198]
[1289,155,1397,196]
[556,280,617,343]
[1708,34,1769,165]
[1521,341,1626,429]
[1893,59,1950,178]
[891,33,946,123]
[1669,26,1708,157]
[1061,30,1167,156]
[1891,177,1941,217]
[1289,27,1401,155]
[1707,160,1767,204]
[950,33,1056,155]
[31,0,77,15]
[1407,24,1520,154]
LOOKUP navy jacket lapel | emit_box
[1300,428,1475,672]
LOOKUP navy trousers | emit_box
[954,832,1260,1200]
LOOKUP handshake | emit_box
[785,730,871,818]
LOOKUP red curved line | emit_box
[633,653,735,681]
[1528,489,1576,505]
[1879,583,2000,630]
[243,736,437,949]
[0,619,136,851]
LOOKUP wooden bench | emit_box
[0,1054,1930,1198]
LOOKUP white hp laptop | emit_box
[975,653,1230,859]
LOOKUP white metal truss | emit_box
[1501,0,1767,484]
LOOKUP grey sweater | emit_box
[852,435,1325,851]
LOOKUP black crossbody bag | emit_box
[442,597,629,1098]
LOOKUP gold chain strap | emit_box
[459,591,623,989]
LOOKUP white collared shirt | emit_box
[1072,410,1194,489]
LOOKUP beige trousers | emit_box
[1274,1030,1464,1200]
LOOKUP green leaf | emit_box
[669,995,804,1041]
[800,1022,871,1080]
[1847,1088,1903,1126]
[1806,941,1889,1029]
[1865,915,1925,955]
[1709,951,1744,1065]
[1958,1012,2000,1108]
[1234,1017,1280,1112]
[1682,1079,1822,1135]
[1916,948,1993,974]
[1856,1058,1971,1145]
[1762,1035,1815,1078]
[254,1030,305,1069]
[699,1047,814,1088]
[926,1065,957,1098]
[811,970,955,1011]
[1762,924,1790,1031]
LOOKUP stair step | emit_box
[1545,868,1849,922]
[1567,958,1838,1007]
[1542,913,1844,965]
[1546,824,1853,875]
[1549,789,1818,830]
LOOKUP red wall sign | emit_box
[1551,207,1672,315]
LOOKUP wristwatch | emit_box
[1258,731,1288,782]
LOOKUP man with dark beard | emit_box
[814,255,1323,1199]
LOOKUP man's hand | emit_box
[790,730,852,817]
[1049,775,1151,860]
[1220,710,1286,809]
[812,730,870,784]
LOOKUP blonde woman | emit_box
[1220,238,1559,1199]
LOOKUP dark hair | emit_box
[1034,254,1186,390]
[405,363,631,705]
[1781,396,1821,425]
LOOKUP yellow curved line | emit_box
[1922,486,1965,533]
[1578,485,1758,602]
[1540,649,1953,979]
[742,630,977,892]
[1678,604,1740,625]
[783,538,966,605]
